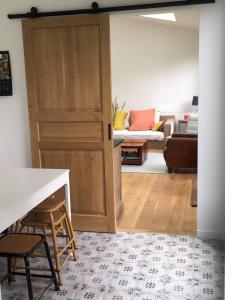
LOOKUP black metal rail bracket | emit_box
[8,0,216,20]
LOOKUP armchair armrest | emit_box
[163,118,175,139]
[164,137,198,170]
[167,137,197,149]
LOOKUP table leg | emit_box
[0,283,2,300]
[64,177,71,220]
[64,177,74,249]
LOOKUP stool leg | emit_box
[43,240,60,291]
[8,225,14,233]
[24,257,33,300]
[60,221,65,237]
[49,212,62,285]
[12,223,25,280]
[43,226,47,236]
[15,220,21,233]
[63,204,78,249]
[64,217,77,261]
[59,221,69,254]
[7,257,12,284]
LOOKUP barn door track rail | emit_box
[8,0,215,19]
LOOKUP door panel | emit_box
[38,121,103,141]
[40,150,106,215]
[33,25,102,112]
[23,14,115,232]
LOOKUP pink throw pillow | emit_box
[129,109,155,131]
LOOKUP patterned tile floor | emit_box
[1,232,225,300]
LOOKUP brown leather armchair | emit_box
[163,133,198,173]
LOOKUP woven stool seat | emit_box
[33,198,65,213]
[19,198,77,285]
[0,233,59,300]
[0,234,42,257]
[21,211,65,227]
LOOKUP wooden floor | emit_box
[117,173,197,236]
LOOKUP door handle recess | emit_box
[108,123,112,140]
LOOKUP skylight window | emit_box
[141,13,176,22]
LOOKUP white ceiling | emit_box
[112,7,200,31]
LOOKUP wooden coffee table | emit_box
[121,140,148,165]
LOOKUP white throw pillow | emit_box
[124,112,130,129]
[154,110,160,124]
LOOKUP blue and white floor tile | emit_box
[1,232,224,300]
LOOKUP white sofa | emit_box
[114,129,164,141]
[113,115,175,150]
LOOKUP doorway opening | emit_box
[111,7,199,235]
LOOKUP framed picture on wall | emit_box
[0,51,13,96]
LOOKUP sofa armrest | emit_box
[163,119,175,139]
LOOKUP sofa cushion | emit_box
[113,129,164,141]
[152,120,166,132]
[113,111,128,130]
[129,108,155,131]
[154,110,160,123]
[152,121,163,131]
[124,112,130,129]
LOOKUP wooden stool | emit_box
[0,233,59,300]
[20,198,77,285]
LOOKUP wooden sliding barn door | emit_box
[22,14,116,232]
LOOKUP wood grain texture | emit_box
[39,122,103,141]
[32,25,101,112]
[117,173,197,235]
[114,144,123,220]
[191,177,197,207]
[40,150,106,215]
[22,14,116,233]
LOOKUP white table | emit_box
[0,168,71,299]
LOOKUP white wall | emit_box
[110,17,199,117]
[198,0,225,240]
[0,0,143,168]
[0,4,31,167]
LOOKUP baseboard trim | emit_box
[197,230,225,240]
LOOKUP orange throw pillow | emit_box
[129,109,155,131]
